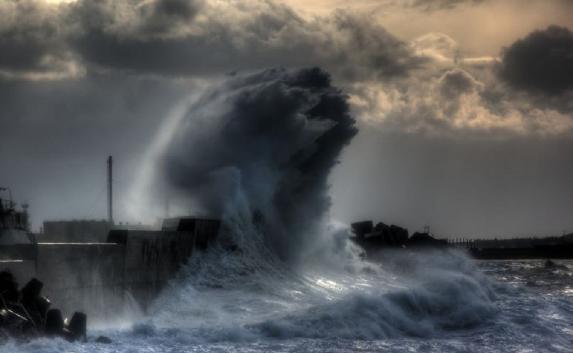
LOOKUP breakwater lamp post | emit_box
[107,156,114,225]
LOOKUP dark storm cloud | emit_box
[439,68,480,99]
[0,0,422,81]
[68,0,204,37]
[499,25,573,95]
[69,1,421,80]
[153,0,203,20]
[126,0,205,36]
[410,0,486,11]
[0,0,69,76]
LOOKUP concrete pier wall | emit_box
[108,230,195,308]
[36,243,125,318]
[42,220,111,243]
[0,217,220,322]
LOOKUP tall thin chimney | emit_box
[107,155,113,225]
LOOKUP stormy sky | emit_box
[1,0,572,238]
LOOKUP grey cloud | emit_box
[0,0,69,76]
[346,24,573,137]
[68,0,204,37]
[410,0,486,11]
[70,1,420,80]
[351,65,573,137]
[499,25,573,95]
[325,11,423,80]
[0,0,422,81]
[153,0,203,20]
[439,68,481,99]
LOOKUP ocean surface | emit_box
[2,249,572,353]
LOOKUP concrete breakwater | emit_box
[351,220,573,259]
[1,217,220,327]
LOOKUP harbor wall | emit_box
[0,218,220,322]
[108,230,195,308]
[35,243,125,319]
[42,220,110,243]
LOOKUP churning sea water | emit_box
[3,250,572,353]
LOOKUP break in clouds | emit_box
[1,0,572,236]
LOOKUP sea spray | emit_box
[126,93,203,222]
[147,248,497,341]
[130,68,500,343]
[151,67,357,263]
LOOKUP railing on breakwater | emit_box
[447,235,571,249]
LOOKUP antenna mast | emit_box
[107,155,114,225]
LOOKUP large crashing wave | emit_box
[253,251,497,339]
[157,67,357,262]
[147,250,497,342]
[140,67,497,343]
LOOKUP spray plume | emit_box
[150,67,357,262]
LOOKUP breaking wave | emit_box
[252,262,497,339]
[140,248,497,343]
[132,67,499,343]
[151,67,357,263]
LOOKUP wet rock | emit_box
[65,311,87,342]
[45,309,64,336]
[0,271,89,341]
[544,259,566,269]
[373,222,389,233]
[21,278,50,329]
[0,307,28,331]
[0,271,19,303]
[351,221,373,239]
[389,225,409,245]
[21,278,43,301]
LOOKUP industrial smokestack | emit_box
[107,155,113,225]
